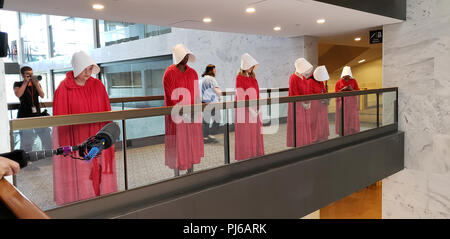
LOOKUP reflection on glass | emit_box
[19,13,48,62]
[49,16,94,57]
[98,20,171,47]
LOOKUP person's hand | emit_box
[31,76,40,86]
[347,85,354,91]
[0,156,20,179]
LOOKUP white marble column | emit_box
[0,59,12,182]
[382,0,450,218]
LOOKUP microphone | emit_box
[0,122,120,167]
[78,122,121,161]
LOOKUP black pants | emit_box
[202,107,221,137]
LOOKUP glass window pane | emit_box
[19,12,48,62]
[101,56,172,101]
[49,16,94,57]
[0,10,20,63]
[99,20,171,47]
[53,70,70,90]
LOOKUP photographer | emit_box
[13,66,52,170]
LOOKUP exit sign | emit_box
[370,30,383,44]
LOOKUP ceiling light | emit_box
[273,26,281,31]
[354,37,361,42]
[203,17,212,23]
[358,59,366,64]
[246,7,256,13]
[316,19,326,24]
[92,4,104,10]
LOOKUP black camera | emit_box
[31,75,42,81]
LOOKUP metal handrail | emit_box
[10,87,397,130]
[7,88,291,110]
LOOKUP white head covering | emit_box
[240,53,259,71]
[172,44,196,65]
[341,66,353,78]
[295,58,313,75]
[313,66,329,82]
[71,51,100,78]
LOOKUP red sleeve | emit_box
[335,80,342,92]
[163,69,175,106]
[53,84,69,116]
[289,75,299,96]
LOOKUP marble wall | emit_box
[382,0,450,218]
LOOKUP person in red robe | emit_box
[287,58,313,147]
[164,44,204,175]
[335,66,360,136]
[52,51,117,205]
[235,53,264,161]
[307,66,330,143]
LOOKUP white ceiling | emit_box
[4,0,401,37]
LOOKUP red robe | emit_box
[307,78,330,142]
[235,74,264,161]
[287,73,312,147]
[52,71,117,206]
[335,78,360,135]
[163,64,204,170]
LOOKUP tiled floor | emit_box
[14,120,377,212]
[320,182,382,219]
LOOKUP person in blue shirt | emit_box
[201,64,222,143]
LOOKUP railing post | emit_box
[340,96,345,137]
[121,120,128,190]
[224,106,230,165]
[293,101,297,147]
[376,93,380,128]
[395,89,399,124]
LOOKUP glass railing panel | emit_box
[14,121,123,211]
[262,101,290,154]
[358,93,378,133]
[195,105,227,171]
[124,116,173,189]
[381,91,397,126]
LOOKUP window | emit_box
[49,16,94,57]
[19,12,48,62]
[98,20,171,47]
[101,55,172,102]
[53,70,70,91]
[0,10,20,63]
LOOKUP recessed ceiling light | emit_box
[246,7,256,13]
[203,17,212,23]
[316,19,326,24]
[92,4,104,10]
[273,26,282,31]
[358,59,366,64]
[354,37,362,42]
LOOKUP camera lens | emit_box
[32,75,42,81]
